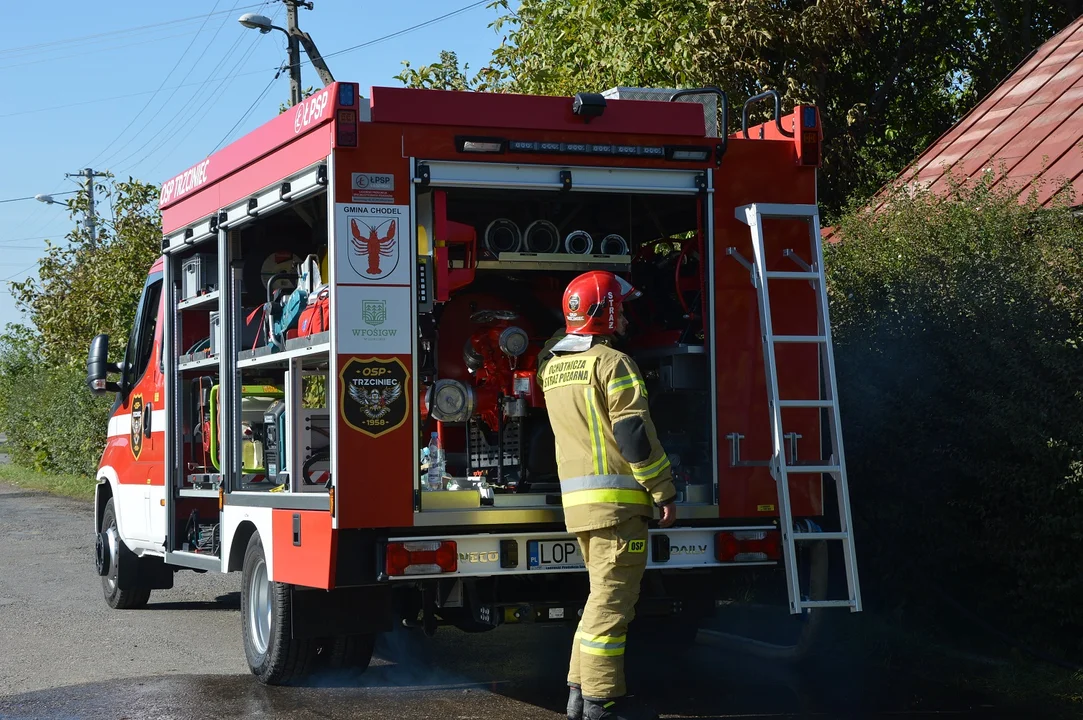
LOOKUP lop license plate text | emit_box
[528,540,584,571]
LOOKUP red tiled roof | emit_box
[879,13,1083,210]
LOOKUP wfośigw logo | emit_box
[349,218,398,280]
[362,300,386,326]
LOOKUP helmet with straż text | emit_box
[562,271,641,335]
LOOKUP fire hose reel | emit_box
[599,233,629,255]
[483,218,523,255]
[523,220,561,254]
[564,230,594,255]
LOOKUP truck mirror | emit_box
[86,334,123,396]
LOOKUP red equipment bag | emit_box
[298,287,329,336]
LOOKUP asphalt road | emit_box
[0,482,1035,719]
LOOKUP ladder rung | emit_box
[765,271,819,280]
[793,532,848,541]
[777,399,833,408]
[797,600,857,609]
[783,464,841,474]
[771,335,827,343]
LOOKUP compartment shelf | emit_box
[178,354,220,371]
[177,290,220,311]
[178,488,220,498]
[452,252,631,273]
[237,338,330,369]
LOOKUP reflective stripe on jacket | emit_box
[539,336,677,532]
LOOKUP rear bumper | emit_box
[382,524,778,580]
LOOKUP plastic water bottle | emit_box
[426,432,445,491]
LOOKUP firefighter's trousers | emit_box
[567,515,649,700]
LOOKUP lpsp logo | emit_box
[294,90,330,134]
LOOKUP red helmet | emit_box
[562,271,641,335]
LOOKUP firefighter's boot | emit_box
[567,684,584,720]
[582,697,658,720]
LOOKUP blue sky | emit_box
[0,0,511,329]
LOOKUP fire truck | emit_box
[86,82,862,684]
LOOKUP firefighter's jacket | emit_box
[539,334,677,533]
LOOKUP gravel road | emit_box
[0,482,1036,719]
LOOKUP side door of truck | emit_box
[116,273,166,545]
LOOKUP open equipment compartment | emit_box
[161,161,333,566]
[412,178,716,518]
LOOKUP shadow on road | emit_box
[0,609,1055,719]
[145,592,241,612]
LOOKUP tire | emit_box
[240,533,317,685]
[325,633,376,670]
[100,498,151,610]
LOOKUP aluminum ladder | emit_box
[732,202,862,614]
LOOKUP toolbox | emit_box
[182,254,217,300]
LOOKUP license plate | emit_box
[527,539,584,571]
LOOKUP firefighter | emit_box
[539,270,677,720]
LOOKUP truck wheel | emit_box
[240,533,315,685]
[99,498,151,610]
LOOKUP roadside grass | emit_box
[0,464,95,501]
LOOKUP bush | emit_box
[0,327,109,476]
[826,175,1083,656]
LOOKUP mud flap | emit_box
[117,552,175,591]
[290,584,394,640]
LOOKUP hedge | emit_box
[826,176,1083,656]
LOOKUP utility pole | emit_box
[284,0,303,107]
[239,2,335,108]
[65,168,107,248]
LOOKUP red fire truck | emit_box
[86,82,862,684]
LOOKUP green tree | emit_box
[10,175,161,367]
[395,49,507,92]
[406,1,1082,215]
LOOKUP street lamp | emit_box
[34,193,58,205]
[237,2,335,108]
[237,13,280,34]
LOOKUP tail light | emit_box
[715,530,781,562]
[795,105,822,167]
[386,540,457,576]
[336,109,358,147]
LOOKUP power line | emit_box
[320,1,491,61]
[0,4,266,57]
[212,62,284,154]
[97,0,256,171]
[0,30,201,72]
[0,1,497,123]
[85,1,228,169]
[1,264,40,282]
[204,1,493,154]
[114,2,277,176]
[0,73,269,119]
[0,192,75,205]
